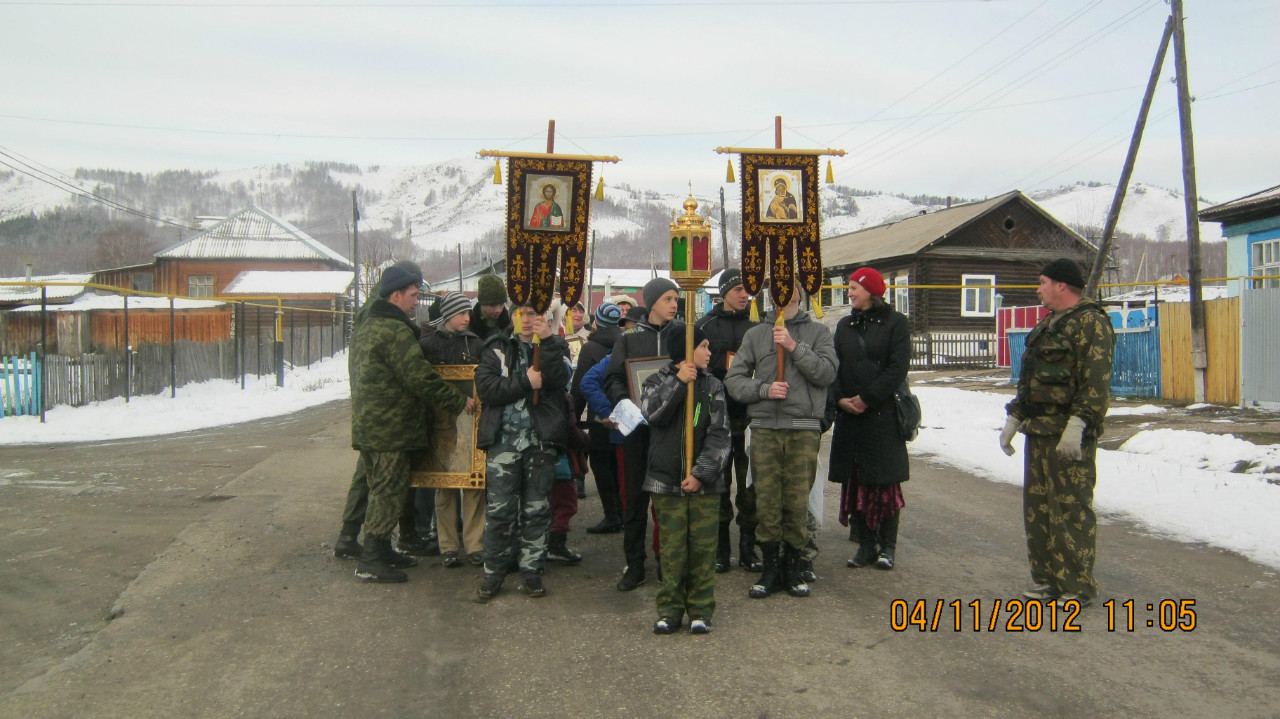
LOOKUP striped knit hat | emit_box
[432,291,471,326]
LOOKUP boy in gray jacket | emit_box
[724,291,836,599]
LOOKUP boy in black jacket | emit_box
[639,324,730,634]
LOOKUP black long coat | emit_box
[826,303,912,487]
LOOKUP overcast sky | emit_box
[2,0,1276,204]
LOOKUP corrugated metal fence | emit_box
[1241,287,1280,408]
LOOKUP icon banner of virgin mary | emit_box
[739,153,822,309]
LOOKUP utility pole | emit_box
[1171,0,1208,403]
[719,185,730,271]
[1085,16,1174,298]
[587,229,597,314]
[351,191,360,312]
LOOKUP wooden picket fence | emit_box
[1,352,41,417]
[911,332,998,369]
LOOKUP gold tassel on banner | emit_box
[726,158,736,183]
[826,159,834,184]
[493,158,502,184]
[749,296,759,323]
[811,294,824,319]
[594,175,605,201]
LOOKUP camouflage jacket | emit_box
[474,330,572,451]
[349,299,468,452]
[638,364,730,496]
[1006,298,1114,437]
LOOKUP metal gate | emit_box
[1240,286,1280,408]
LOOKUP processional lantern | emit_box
[669,191,713,477]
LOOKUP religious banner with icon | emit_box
[739,152,822,309]
[503,156,593,313]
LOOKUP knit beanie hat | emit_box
[622,304,646,326]
[379,264,422,298]
[1041,258,1086,290]
[477,274,508,306]
[849,267,887,298]
[642,277,679,311]
[433,291,471,325]
[718,268,744,298]
[594,302,622,326]
[665,323,709,363]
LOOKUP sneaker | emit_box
[441,551,462,568]
[1056,593,1092,608]
[1023,584,1059,601]
[467,551,485,566]
[616,566,646,592]
[333,534,362,560]
[689,619,712,635]
[652,617,681,635]
[396,533,433,557]
[547,541,583,564]
[714,559,731,574]
[475,572,504,602]
[517,574,547,597]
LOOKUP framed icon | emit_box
[411,365,486,489]
[625,356,669,404]
[757,169,804,224]
[523,174,573,232]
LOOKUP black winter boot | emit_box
[748,542,782,599]
[334,522,363,559]
[784,544,811,597]
[547,532,583,563]
[846,513,879,568]
[739,528,763,572]
[587,491,623,534]
[875,511,899,570]
[574,474,587,499]
[354,538,408,583]
[714,523,732,573]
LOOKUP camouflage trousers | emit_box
[652,493,719,622]
[482,444,556,575]
[357,451,413,541]
[1024,434,1100,599]
[340,452,420,536]
[718,432,758,532]
[750,428,820,550]
[800,510,820,563]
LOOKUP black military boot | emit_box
[739,528,763,572]
[354,538,408,583]
[587,491,623,534]
[333,521,362,559]
[875,511,899,570]
[846,513,879,568]
[784,544,811,597]
[748,542,782,599]
[547,532,583,564]
[714,523,732,573]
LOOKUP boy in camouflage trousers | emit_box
[1001,259,1114,608]
[473,302,571,601]
[639,324,730,634]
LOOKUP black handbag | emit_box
[853,328,921,442]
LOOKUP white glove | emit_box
[999,416,1020,456]
[1055,416,1087,461]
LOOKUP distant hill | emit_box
[0,160,1224,282]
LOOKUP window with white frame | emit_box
[891,273,910,315]
[188,275,214,298]
[1252,238,1280,289]
[961,274,996,317]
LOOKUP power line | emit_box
[0,0,1018,7]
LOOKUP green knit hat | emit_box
[477,274,508,306]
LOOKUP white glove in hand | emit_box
[999,416,1020,457]
[1055,416,1087,461]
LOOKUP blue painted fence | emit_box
[1008,326,1160,398]
[1,352,42,417]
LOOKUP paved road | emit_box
[2,401,1277,718]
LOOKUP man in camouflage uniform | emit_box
[348,264,473,583]
[1001,258,1114,607]
[725,290,837,599]
[473,302,571,601]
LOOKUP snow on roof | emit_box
[586,268,671,289]
[0,273,93,303]
[155,206,353,268]
[1105,284,1229,303]
[222,271,354,296]
[9,293,224,313]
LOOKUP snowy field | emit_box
[2,359,1277,570]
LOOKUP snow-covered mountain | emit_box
[0,159,1223,260]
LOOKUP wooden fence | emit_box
[1159,298,1239,405]
[911,332,998,369]
[1,352,41,417]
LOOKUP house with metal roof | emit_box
[821,191,1097,333]
[1199,184,1280,296]
[152,205,352,299]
